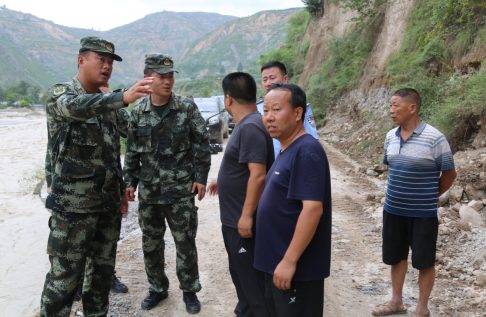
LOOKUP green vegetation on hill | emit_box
[178,8,301,79]
[269,0,486,142]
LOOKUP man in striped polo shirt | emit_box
[372,89,456,317]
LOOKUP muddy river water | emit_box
[0,110,50,317]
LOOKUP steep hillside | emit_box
[0,7,235,88]
[177,8,301,78]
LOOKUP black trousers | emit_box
[222,225,270,317]
[264,272,324,317]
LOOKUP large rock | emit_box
[468,200,484,212]
[366,169,379,177]
[465,184,486,201]
[459,205,484,227]
[331,136,340,143]
[475,274,486,287]
[450,186,464,202]
[374,165,388,173]
[472,131,486,150]
[452,203,462,212]
[439,190,450,206]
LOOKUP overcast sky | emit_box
[1,0,304,30]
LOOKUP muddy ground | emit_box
[0,109,484,317]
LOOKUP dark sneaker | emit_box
[141,291,169,310]
[183,292,201,314]
[111,274,128,293]
[73,283,82,302]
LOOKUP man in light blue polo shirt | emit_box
[371,88,456,317]
[257,61,318,159]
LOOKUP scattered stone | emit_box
[332,136,340,143]
[355,166,365,173]
[459,205,484,227]
[381,197,386,204]
[374,165,388,173]
[465,184,486,201]
[450,186,464,202]
[483,199,486,206]
[366,169,379,177]
[439,190,450,206]
[452,203,462,212]
[468,200,484,212]
[475,274,486,287]
[372,207,384,221]
[344,167,352,173]
[480,172,485,180]
[366,194,375,201]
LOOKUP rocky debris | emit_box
[476,274,486,287]
[355,166,365,173]
[119,201,140,241]
[452,203,462,212]
[372,207,383,221]
[468,200,484,212]
[459,205,484,227]
[366,169,379,177]
[450,186,464,202]
[332,136,340,143]
[439,190,450,206]
[373,164,388,173]
[465,184,486,201]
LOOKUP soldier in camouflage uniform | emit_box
[123,53,211,313]
[41,36,154,317]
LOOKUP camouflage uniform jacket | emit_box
[45,77,130,213]
[123,92,211,204]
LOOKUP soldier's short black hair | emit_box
[260,61,287,76]
[268,83,306,122]
[392,88,422,110]
[77,50,90,69]
[144,68,155,76]
[222,72,257,105]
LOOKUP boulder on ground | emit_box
[475,274,486,287]
[366,169,379,177]
[439,190,450,206]
[332,136,340,143]
[372,207,383,221]
[459,205,484,227]
[355,166,365,173]
[450,186,464,202]
[468,200,484,212]
[452,203,462,212]
[465,184,486,201]
[374,165,388,173]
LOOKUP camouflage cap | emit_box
[144,53,178,74]
[79,36,122,61]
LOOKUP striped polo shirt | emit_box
[383,121,455,218]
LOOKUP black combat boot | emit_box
[183,292,201,314]
[141,291,169,310]
[110,274,128,293]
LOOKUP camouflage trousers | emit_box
[139,198,201,293]
[40,208,122,317]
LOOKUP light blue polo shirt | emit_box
[383,121,455,218]
[257,100,319,159]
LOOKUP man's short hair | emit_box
[222,72,257,105]
[77,50,90,69]
[392,88,422,110]
[144,68,155,76]
[269,83,306,122]
[260,61,287,76]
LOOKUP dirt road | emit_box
[68,136,437,317]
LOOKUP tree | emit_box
[0,86,5,102]
[219,66,225,75]
[237,62,243,72]
[7,93,20,107]
[302,0,324,18]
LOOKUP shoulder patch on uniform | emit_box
[306,115,316,127]
[52,86,67,96]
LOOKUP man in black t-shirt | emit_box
[255,83,331,317]
[208,72,274,317]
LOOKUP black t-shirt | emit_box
[254,134,332,281]
[153,103,169,117]
[218,111,275,229]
